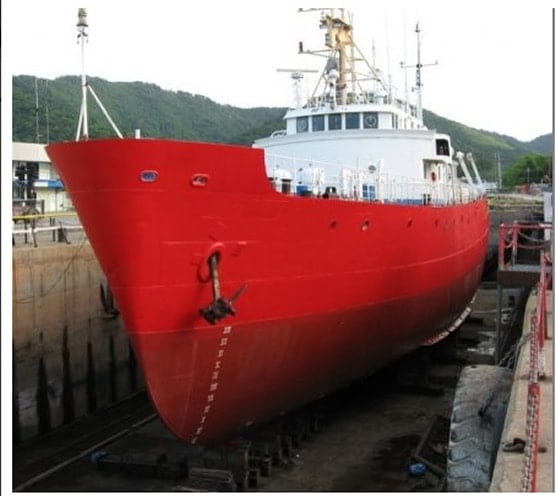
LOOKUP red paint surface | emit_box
[47,138,489,444]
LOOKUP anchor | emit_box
[199,253,246,325]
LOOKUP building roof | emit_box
[12,142,50,163]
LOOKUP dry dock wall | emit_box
[13,242,142,443]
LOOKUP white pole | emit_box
[45,80,50,144]
[415,23,423,123]
[87,85,123,138]
[34,77,40,143]
[81,35,88,138]
[403,13,409,117]
[75,104,84,141]
[76,8,89,140]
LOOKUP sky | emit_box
[2,0,554,142]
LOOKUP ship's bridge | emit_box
[279,101,424,137]
[254,9,483,205]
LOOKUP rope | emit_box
[517,230,549,244]
[502,240,514,249]
[515,242,550,250]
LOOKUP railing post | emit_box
[511,221,518,265]
[498,223,506,270]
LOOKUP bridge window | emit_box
[436,139,450,156]
[328,113,342,130]
[363,112,378,129]
[312,115,325,132]
[346,112,360,129]
[296,116,309,133]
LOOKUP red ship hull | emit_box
[47,138,489,444]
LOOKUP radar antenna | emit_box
[75,8,123,141]
[277,68,319,109]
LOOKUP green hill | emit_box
[526,133,553,156]
[13,75,285,145]
[423,110,551,181]
[13,75,551,180]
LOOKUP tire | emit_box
[446,365,513,492]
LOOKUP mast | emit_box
[414,23,438,123]
[323,8,351,105]
[415,23,423,122]
[76,8,89,140]
[74,8,123,141]
[401,23,438,125]
[298,8,388,106]
[403,13,409,114]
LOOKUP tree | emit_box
[503,153,552,187]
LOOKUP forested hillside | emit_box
[423,111,551,180]
[13,75,552,181]
[13,75,285,145]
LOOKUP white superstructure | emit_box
[255,9,482,205]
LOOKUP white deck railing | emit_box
[265,153,482,206]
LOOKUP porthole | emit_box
[139,170,158,182]
[191,174,209,187]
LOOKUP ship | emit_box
[46,8,489,445]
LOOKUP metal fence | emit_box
[12,211,85,248]
[265,153,482,206]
